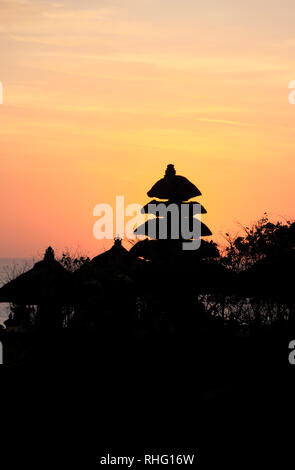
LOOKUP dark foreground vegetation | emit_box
[1,214,295,344]
[1,212,295,468]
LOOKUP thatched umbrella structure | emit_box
[147,164,201,200]
[0,247,72,305]
[90,237,130,270]
[133,164,212,254]
[135,218,212,239]
[74,238,134,302]
[141,199,207,214]
[73,239,135,329]
[130,239,184,263]
[76,238,131,279]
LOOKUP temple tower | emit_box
[134,164,211,246]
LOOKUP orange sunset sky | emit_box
[0,0,295,258]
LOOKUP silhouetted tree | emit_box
[222,213,295,271]
[59,250,90,272]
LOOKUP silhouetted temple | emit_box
[0,247,72,305]
[133,164,211,255]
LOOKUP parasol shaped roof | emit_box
[75,238,132,285]
[147,164,201,201]
[134,218,212,238]
[129,239,181,261]
[87,238,129,269]
[129,239,219,264]
[141,199,207,215]
[0,247,72,304]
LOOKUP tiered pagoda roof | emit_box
[134,164,212,240]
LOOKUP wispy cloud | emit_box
[198,118,251,126]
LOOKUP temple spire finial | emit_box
[165,164,176,178]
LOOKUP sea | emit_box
[0,258,34,325]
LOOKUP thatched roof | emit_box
[75,238,132,287]
[0,247,72,304]
[134,218,212,238]
[90,238,129,268]
[129,239,177,260]
[141,200,207,215]
[147,164,201,201]
[131,240,217,269]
